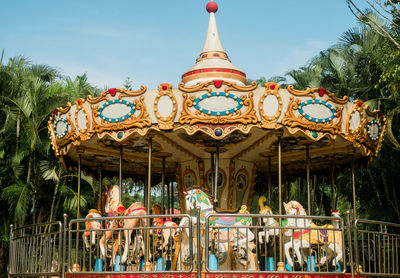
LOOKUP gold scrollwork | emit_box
[91,96,152,133]
[86,86,147,104]
[179,92,258,125]
[282,96,343,134]
[178,81,212,93]
[287,85,348,104]
[74,98,92,141]
[154,83,177,130]
[259,82,283,129]
[345,101,366,139]
[55,114,79,148]
[55,102,72,114]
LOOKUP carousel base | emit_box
[65,273,366,278]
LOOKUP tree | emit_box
[347,0,400,49]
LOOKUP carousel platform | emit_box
[64,273,366,278]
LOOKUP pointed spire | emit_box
[181,1,246,86]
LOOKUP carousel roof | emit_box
[181,1,246,86]
[47,1,386,177]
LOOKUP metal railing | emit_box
[8,213,400,277]
[205,213,346,274]
[354,219,400,276]
[9,221,63,277]
[67,214,193,274]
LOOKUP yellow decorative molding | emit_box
[86,86,147,104]
[154,83,177,130]
[287,85,348,104]
[281,96,343,135]
[91,96,152,133]
[179,92,258,125]
[74,98,92,141]
[259,82,283,129]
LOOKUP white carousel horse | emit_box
[283,201,343,270]
[212,205,258,270]
[83,209,103,251]
[151,204,178,252]
[99,185,147,265]
[174,186,257,271]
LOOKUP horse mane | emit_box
[185,185,215,204]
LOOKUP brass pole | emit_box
[161,157,165,214]
[330,162,335,210]
[145,137,152,267]
[98,163,103,212]
[75,152,82,267]
[351,154,357,220]
[210,152,215,192]
[277,136,284,271]
[214,142,220,205]
[268,156,272,205]
[306,144,311,215]
[119,145,123,202]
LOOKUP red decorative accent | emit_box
[182,68,246,78]
[357,101,363,107]
[77,99,82,105]
[162,85,168,90]
[206,1,218,13]
[319,88,326,97]
[270,84,276,90]
[213,80,223,88]
[53,109,58,115]
[378,111,383,117]
[108,88,116,97]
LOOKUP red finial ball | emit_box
[206,1,218,13]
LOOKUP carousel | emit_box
[9,1,400,278]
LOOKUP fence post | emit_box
[63,214,67,278]
[9,224,13,276]
[197,207,201,278]
[346,211,355,278]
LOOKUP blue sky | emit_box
[1,1,365,90]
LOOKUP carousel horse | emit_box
[212,205,259,270]
[258,196,280,244]
[283,201,343,270]
[151,204,178,252]
[174,186,257,271]
[99,185,147,265]
[83,209,103,251]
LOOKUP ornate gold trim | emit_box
[154,83,177,130]
[287,85,348,104]
[86,86,147,104]
[56,102,72,114]
[175,123,256,140]
[259,82,283,129]
[91,96,152,133]
[74,98,92,141]
[55,114,79,148]
[345,101,365,137]
[179,92,258,125]
[281,96,343,135]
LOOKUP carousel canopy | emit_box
[48,1,386,176]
